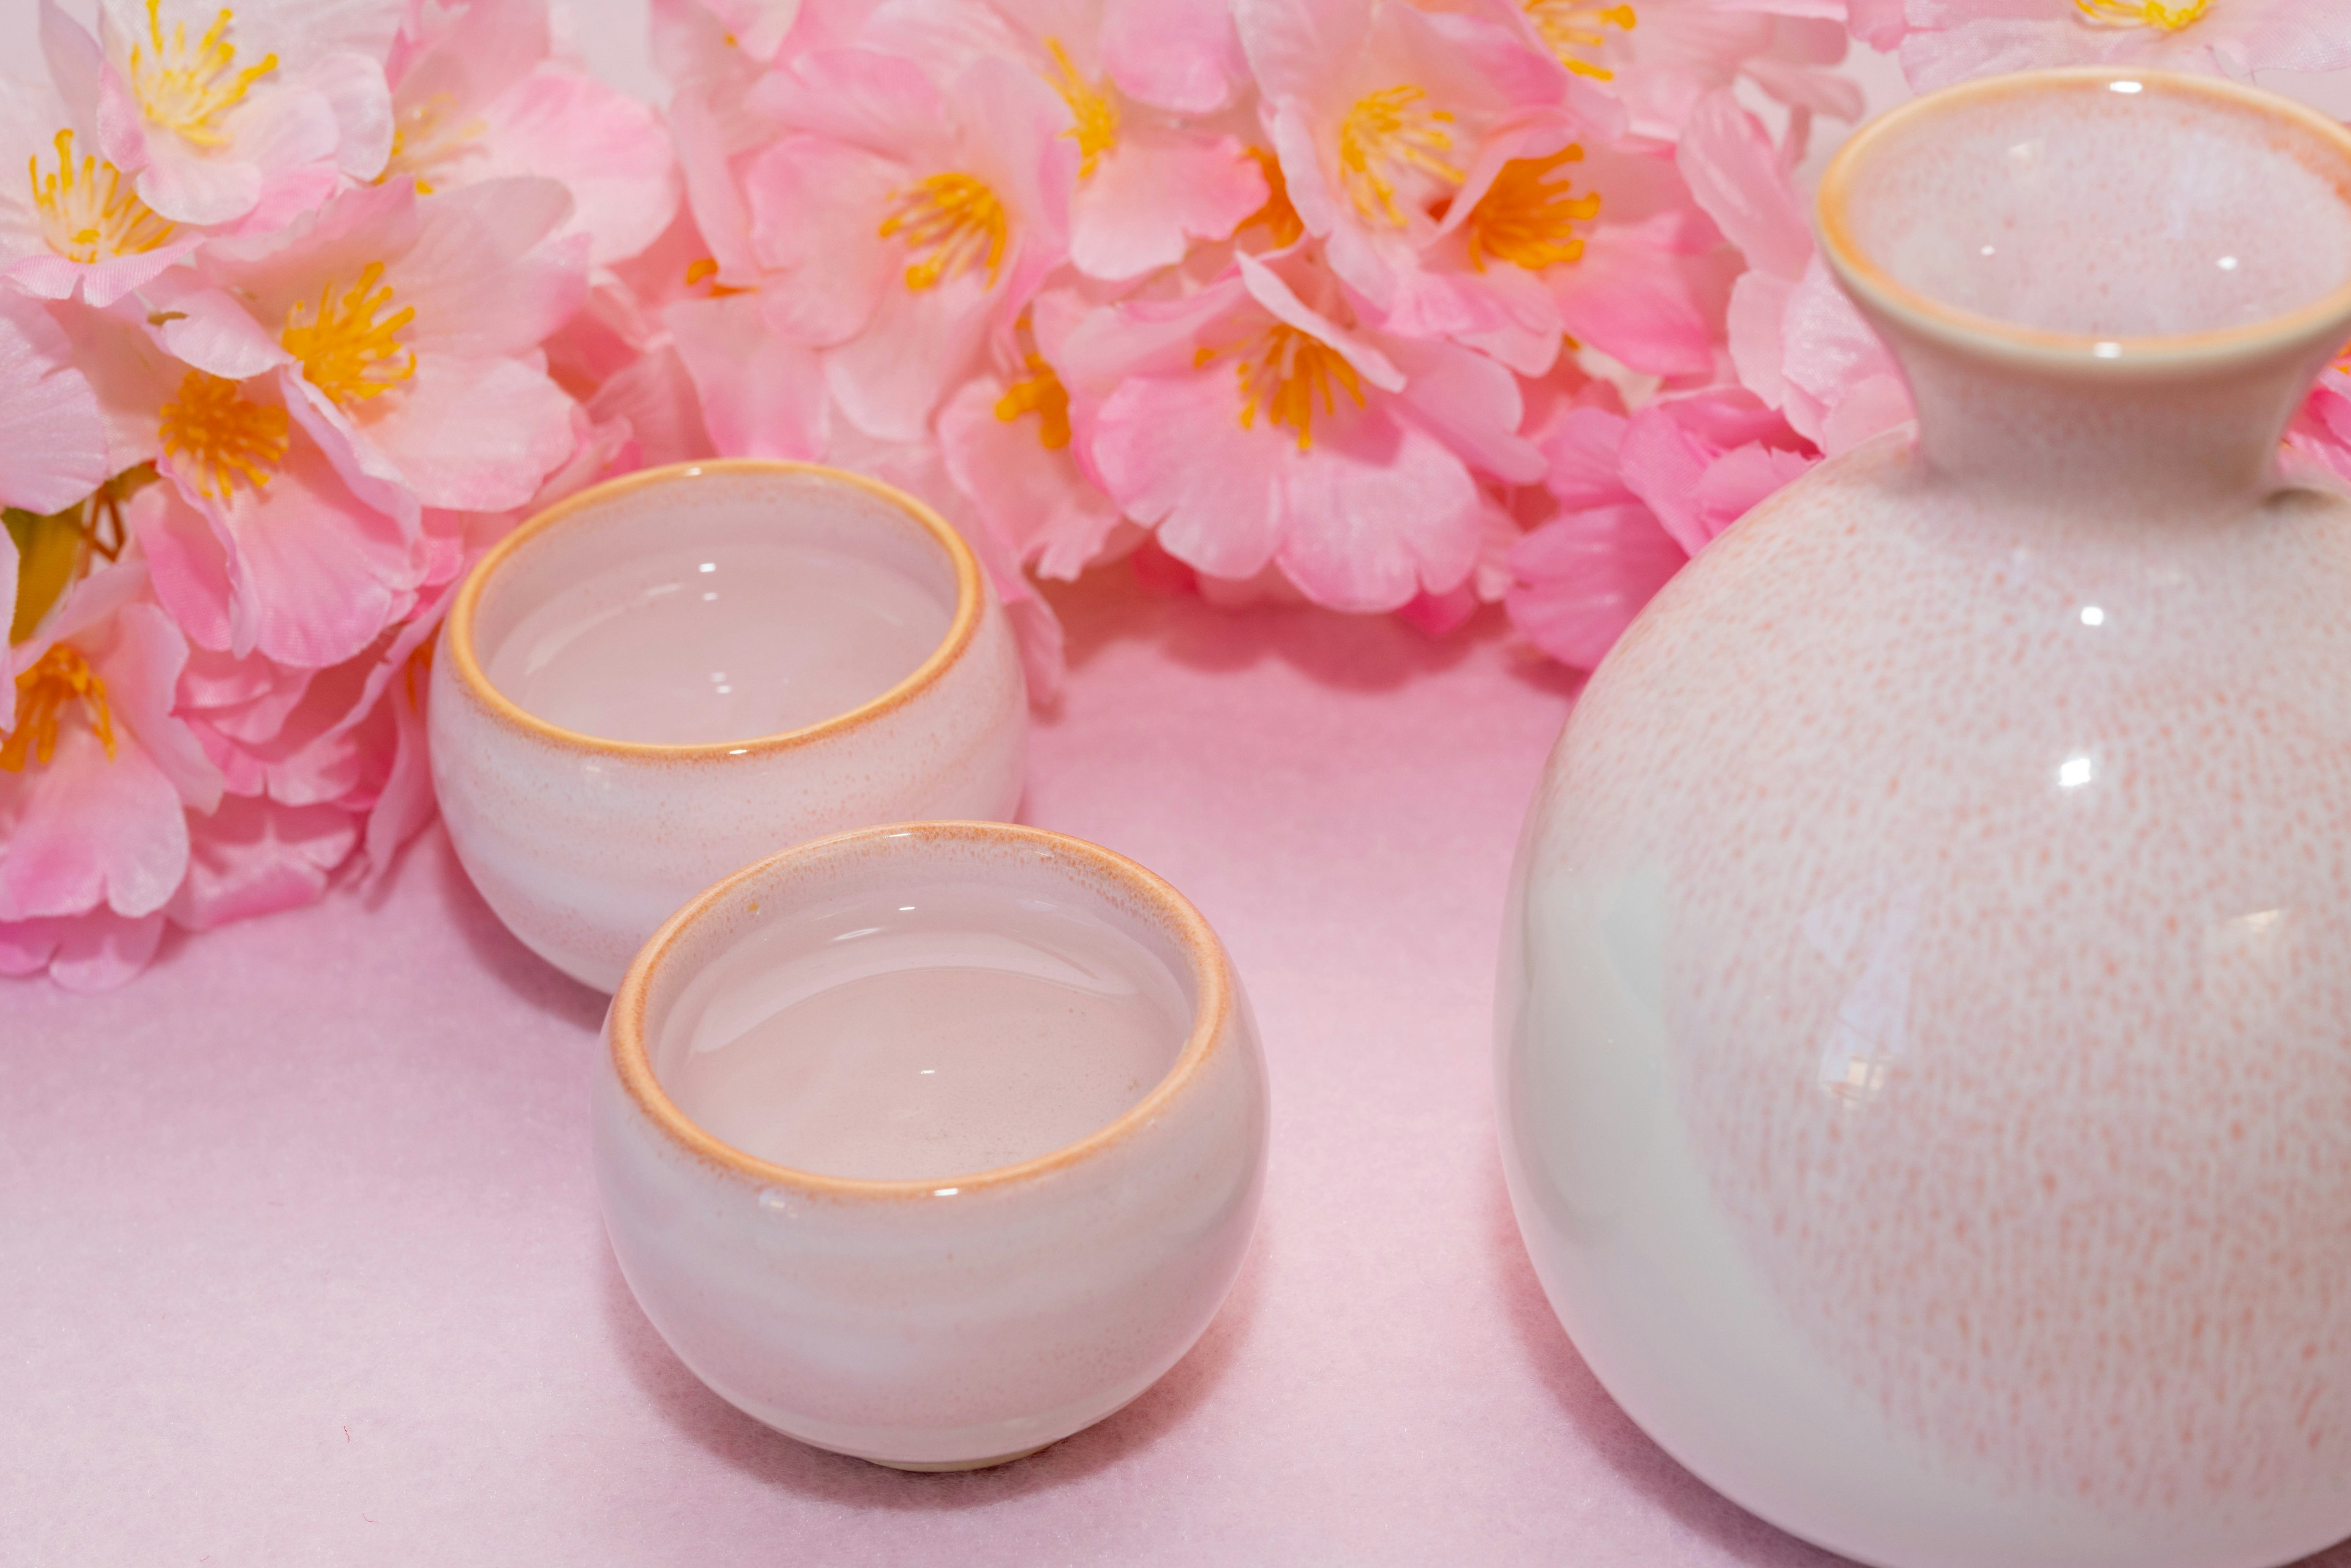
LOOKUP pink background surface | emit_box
[11,573,2351,1566]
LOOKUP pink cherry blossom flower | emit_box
[0,48,201,306]
[1507,383,1812,666]
[0,290,110,513]
[1077,247,1543,612]
[726,43,1077,440]
[1236,0,1571,322]
[1502,0,1862,143]
[1419,112,1740,379]
[80,0,401,227]
[132,392,431,669]
[0,557,222,987]
[937,289,1125,579]
[178,175,587,513]
[1891,0,2351,89]
[872,0,1269,282]
[383,0,680,266]
[1677,89,1909,454]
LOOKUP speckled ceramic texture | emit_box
[593,823,1269,1470]
[1498,72,2351,1568]
[430,461,1027,992]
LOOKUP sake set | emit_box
[426,72,2351,1568]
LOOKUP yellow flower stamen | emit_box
[159,370,288,498]
[1467,146,1602,271]
[1044,38,1119,179]
[1338,86,1461,227]
[1523,1,1637,80]
[129,0,277,148]
[1241,147,1305,248]
[282,262,417,407]
[878,173,1009,291]
[27,129,176,264]
[2076,0,2212,27]
[1,645,116,772]
[994,353,1073,449]
[1200,324,1367,453]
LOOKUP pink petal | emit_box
[303,51,394,178]
[1093,369,1289,580]
[0,719,190,921]
[0,907,165,991]
[665,84,759,280]
[1692,441,1815,544]
[132,479,239,653]
[1384,333,1545,484]
[1103,0,1245,112]
[1070,127,1266,283]
[390,178,585,357]
[359,673,434,883]
[144,277,290,380]
[937,374,1124,581]
[1727,270,1794,408]
[1232,0,1373,105]
[1554,226,1739,380]
[740,134,899,344]
[40,0,104,117]
[45,291,179,474]
[666,294,827,459]
[1676,91,1812,281]
[168,793,358,931]
[1505,501,1688,669]
[101,602,223,812]
[824,274,996,442]
[390,0,550,110]
[0,291,107,513]
[177,428,425,669]
[587,342,720,470]
[473,67,681,266]
[338,353,581,511]
[1272,412,1484,612]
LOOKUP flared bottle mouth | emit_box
[1819,69,2351,373]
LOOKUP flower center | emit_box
[1241,148,1305,248]
[994,353,1073,449]
[1044,39,1119,178]
[2076,0,2211,26]
[282,262,416,407]
[1337,86,1461,227]
[1467,147,1601,271]
[129,0,277,148]
[159,370,288,498]
[1523,1,1637,80]
[28,129,176,263]
[879,174,1009,291]
[1,645,116,773]
[1201,324,1366,453]
[385,94,486,196]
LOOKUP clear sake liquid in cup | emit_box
[655,883,1194,1181]
[482,531,954,745]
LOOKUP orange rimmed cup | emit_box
[430,460,1027,991]
[593,822,1270,1471]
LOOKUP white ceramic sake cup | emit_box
[593,821,1269,1471]
[430,460,1026,991]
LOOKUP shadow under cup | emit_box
[593,823,1270,1471]
[429,461,1029,991]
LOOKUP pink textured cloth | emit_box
[3,572,2344,1566]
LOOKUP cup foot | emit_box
[866,1444,1051,1472]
